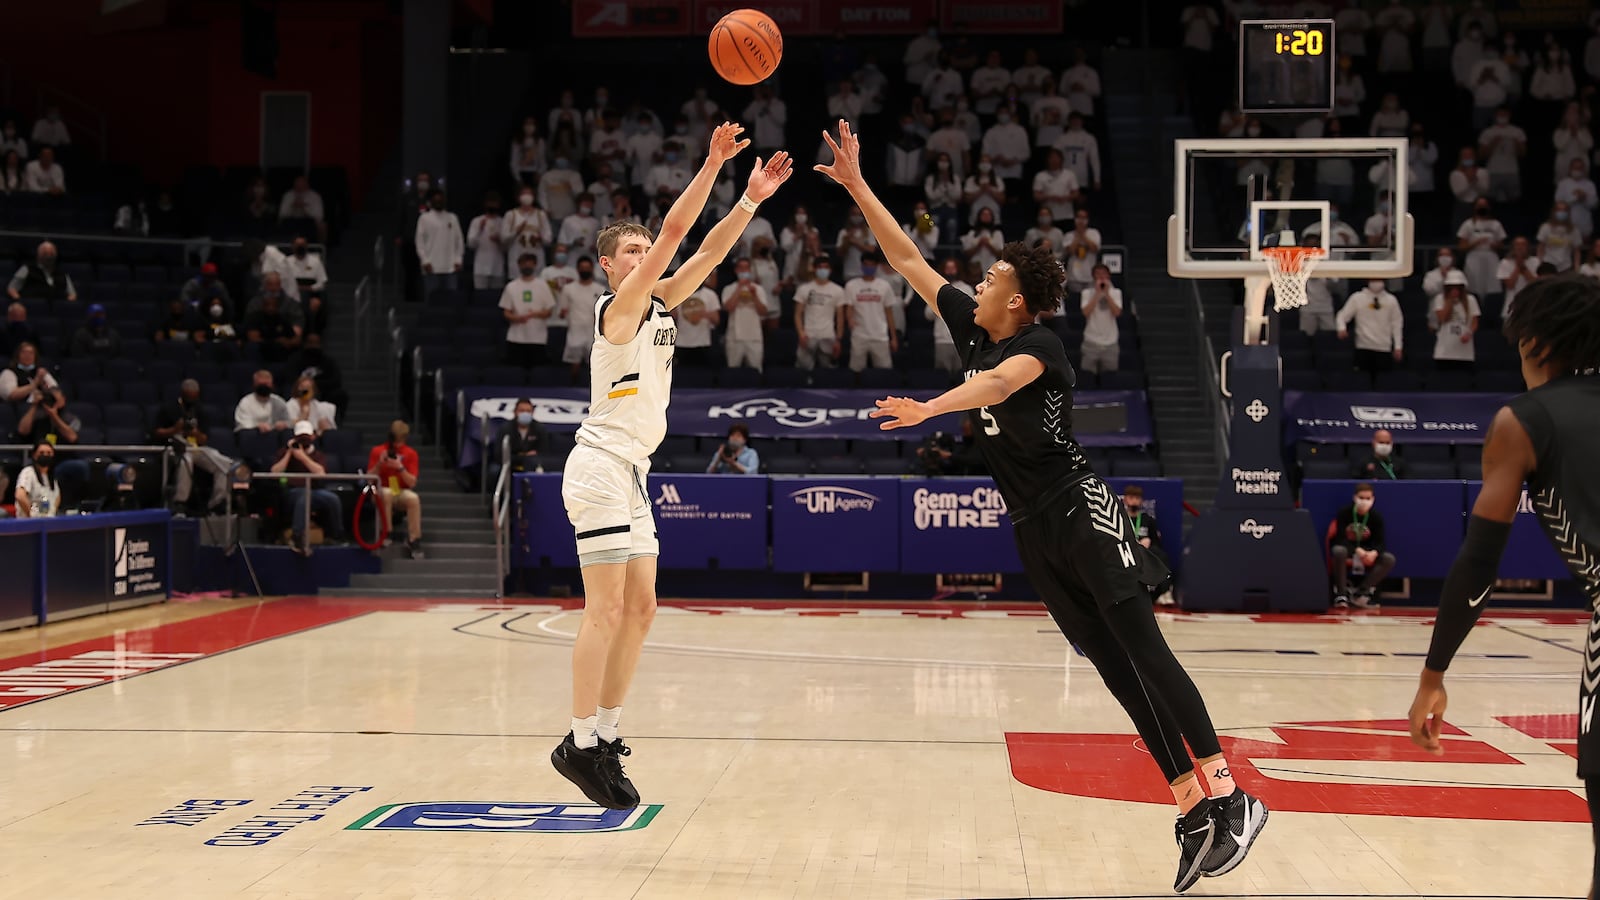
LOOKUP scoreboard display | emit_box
[1238,19,1335,115]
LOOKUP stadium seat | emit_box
[762,367,808,388]
[859,368,903,390]
[670,453,707,474]
[852,441,900,459]
[1301,458,1351,479]
[765,455,812,475]
[58,359,101,384]
[810,455,863,475]
[1402,444,1452,463]
[119,381,158,407]
[1324,369,1372,391]
[674,367,716,388]
[810,368,855,389]
[718,367,762,388]
[1424,370,1474,391]
[1407,460,1457,479]
[907,368,954,389]
[76,380,117,407]
[863,458,909,475]
[1374,370,1424,391]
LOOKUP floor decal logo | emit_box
[347,802,662,833]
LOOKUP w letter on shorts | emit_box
[562,445,659,566]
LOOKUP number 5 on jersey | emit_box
[979,406,1000,436]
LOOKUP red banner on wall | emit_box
[819,0,937,33]
[694,1,821,33]
[940,0,1062,34]
[572,0,692,37]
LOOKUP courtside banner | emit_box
[898,478,1023,573]
[693,0,821,33]
[771,477,901,572]
[1299,479,1466,578]
[457,387,1154,469]
[1284,391,1513,445]
[940,0,1061,33]
[572,0,692,36]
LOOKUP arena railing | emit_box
[249,470,378,554]
[1,442,175,505]
[0,230,326,265]
[491,435,511,599]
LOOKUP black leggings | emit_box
[1056,597,1225,784]
[1587,777,1600,898]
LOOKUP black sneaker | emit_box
[600,738,640,808]
[1352,589,1380,609]
[1332,593,1350,609]
[550,732,632,810]
[405,539,424,560]
[1173,798,1217,893]
[1201,789,1269,878]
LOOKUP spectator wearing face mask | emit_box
[273,420,344,554]
[502,188,552,275]
[1496,235,1540,319]
[793,256,845,371]
[721,258,769,371]
[510,116,547,187]
[235,370,292,434]
[1053,113,1102,195]
[539,156,585,225]
[283,334,346,415]
[279,175,326,242]
[842,252,896,371]
[903,203,940,261]
[1431,270,1481,372]
[835,207,879,280]
[285,237,329,334]
[1063,210,1102,295]
[153,380,241,516]
[707,423,759,475]
[557,195,601,259]
[672,271,722,369]
[14,441,61,518]
[1352,429,1406,481]
[243,277,304,362]
[415,190,464,299]
[923,153,962,241]
[288,375,338,435]
[1079,264,1123,374]
[180,263,234,321]
[981,106,1029,182]
[1328,483,1395,609]
[1537,202,1579,272]
[1476,107,1525,203]
[500,252,557,368]
[961,208,1004,275]
[500,398,551,474]
[1024,207,1065,256]
[7,241,76,304]
[1458,200,1506,299]
[1123,485,1174,605]
[1448,148,1490,232]
[68,303,122,361]
[368,420,422,559]
[1032,149,1079,227]
[1557,159,1596,241]
[926,258,971,376]
[466,191,507,295]
[154,298,208,345]
[560,256,605,376]
[1336,280,1405,378]
[1421,247,1459,299]
[1,341,58,409]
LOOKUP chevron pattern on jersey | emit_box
[1044,390,1067,444]
[1532,487,1600,598]
[1082,478,1125,540]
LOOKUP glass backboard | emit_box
[1168,137,1413,281]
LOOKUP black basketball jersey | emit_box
[935,284,1093,509]
[1508,372,1600,602]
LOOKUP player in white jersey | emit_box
[552,123,793,810]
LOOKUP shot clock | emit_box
[1238,19,1335,115]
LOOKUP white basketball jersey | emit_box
[574,292,676,465]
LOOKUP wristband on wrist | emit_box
[738,193,759,213]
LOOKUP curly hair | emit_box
[1502,274,1600,373]
[999,241,1066,316]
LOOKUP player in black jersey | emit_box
[1410,275,1600,897]
[815,120,1267,893]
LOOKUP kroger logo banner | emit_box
[1284,391,1512,446]
[772,478,901,572]
[454,387,1153,469]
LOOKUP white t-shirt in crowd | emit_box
[794,279,845,339]
[16,465,59,517]
[1478,122,1525,174]
[1081,285,1122,346]
[721,280,769,342]
[1432,294,1481,362]
[673,286,721,349]
[1536,222,1579,271]
[561,280,605,350]
[499,276,557,345]
[1064,226,1102,284]
[843,277,893,341]
[1496,255,1541,316]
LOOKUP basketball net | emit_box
[1260,246,1325,312]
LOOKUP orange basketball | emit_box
[709,8,783,85]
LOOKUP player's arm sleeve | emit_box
[1423,515,1513,672]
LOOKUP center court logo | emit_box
[912,486,1006,530]
[1239,518,1275,539]
[346,802,661,834]
[789,486,881,514]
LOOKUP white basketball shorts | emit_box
[561,443,658,567]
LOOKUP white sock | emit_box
[597,706,622,743]
[571,715,599,749]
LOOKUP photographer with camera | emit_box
[271,420,344,554]
[13,383,88,509]
[706,422,760,475]
[366,420,422,559]
[152,379,242,515]
[1,341,58,407]
[914,429,957,476]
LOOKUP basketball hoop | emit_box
[1260,246,1325,312]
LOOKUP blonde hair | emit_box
[595,221,655,259]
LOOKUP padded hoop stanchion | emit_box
[353,483,389,551]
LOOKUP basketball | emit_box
[708,8,782,85]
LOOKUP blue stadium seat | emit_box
[186,361,223,385]
[120,339,154,364]
[1424,370,1474,391]
[810,368,855,389]
[675,367,716,388]
[479,365,526,387]
[75,380,117,407]
[1374,370,1424,391]
[321,429,362,458]
[811,455,864,475]
[527,366,570,387]
[1301,458,1351,478]
[907,368,954,390]
[718,367,762,388]
[670,453,707,474]
[1458,459,1483,480]
[105,426,145,446]
[1403,444,1452,463]
[119,381,158,407]
[863,457,910,476]
[800,438,850,458]
[1283,370,1321,392]
[102,402,145,430]
[1456,443,1482,466]
[852,441,899,459]
[1407,460,1457,479]
[58,359,101,384]
[154,339,196,363]
[1296,441,1343,463]
[102,357,141,384]
[658,435,699,455]
[765,456,812,475]
[762,367,808,388]
[1324,370,1372,391]
[859,368,903,389]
